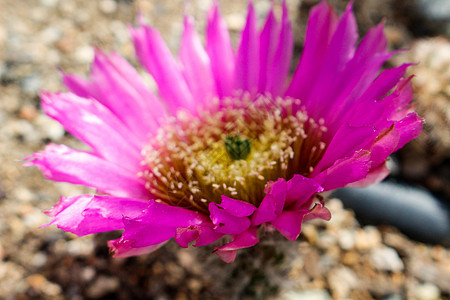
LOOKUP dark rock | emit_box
[333,182,450,246]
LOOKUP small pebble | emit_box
[413,283,441,300]
[66,237,95,256]
[282,289,332,300]
[86,276,120,298]
[81,267,96,282]
[355,226,382,251]
[73,45,94,64]
[370,247,404,272]
[21,74,41,95]
[327,267,359,299]
[338,229,355,250]
[39,0,59,8]
[99,0,117,14]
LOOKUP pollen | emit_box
[141,95,327,213]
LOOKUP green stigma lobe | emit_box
[224,135,251,160]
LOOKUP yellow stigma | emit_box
[141,95,327,213]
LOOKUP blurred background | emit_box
[0,0,448,299]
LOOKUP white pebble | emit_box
[99,0,117,14]
[73,45,94,64]
[413,283,441,300]
[370,247,404,272]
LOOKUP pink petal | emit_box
[358,63,412,103]
[369,124,400,167]
[258,7,280,93]
[43,195,148,236]
[312,124,378,175]
[130,22,196,114]
[252,178,287,226]
[348,76,414,128]
[313,150,372,191]
[347,162,390,188]
[214,227,259,263]
[24,144,148,198]
[174,227,199,248]
[180,16,217,105]
[319,22,392,127]
[303,202,332,221]
[394,112,423,151]
[219,195,257,217]
[271,209,309,241]
[206,3,235,97]
[41,92,142,171]
[215,248,237,263]
[285,174,324,210]
[304,2,358,118]
[235,2,259,93]
[108,238,167,258]
[388,77,415,120]
[62,74,92,99]
[209,202,251,235]
[64,51,166,141]
[286,0,338,101]
[115,200,212,249]
[175,225,222,248]
[267,1,294,96]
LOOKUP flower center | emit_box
[141,95,327,213]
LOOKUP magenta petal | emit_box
[206,3,235,97]
[209,202,251,235]
[393,113,423,151]
[388,77,415,120]
[313,150,372,191]
[271,210,309,241]
[43,195,148,236]
[268,1,294,96]
[194,226,223,247]
[175,225,222,248]
[175,227,199,248]
[219,195,256,217]
[258,7,279,93]
[215,249,237,263]
[303,202,332,222]
[359,63,412,102]
[63,51,166,142]
[108,238,167,258]
[313,124,377,175]
[347,162,390,188]
[117,200,212,249]
[130,22,196,114]
[235,2,259,93]
[180,16,217,104]
[305,2,358,118]
[286,1,338,101]
[252,178,287,226]
[370,125,400,167]
[41,92,142,171]
[214,227,259,263]
[319,23,392,126]
[62,74,92,99]
[25,144,148,198]
[348,76,414,129]
[89,51,166,139]
[285,174,324,210]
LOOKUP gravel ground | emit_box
[0,0,449,299]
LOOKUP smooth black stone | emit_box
[333,182,450,246]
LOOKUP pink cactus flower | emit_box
[26,1,422,262]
